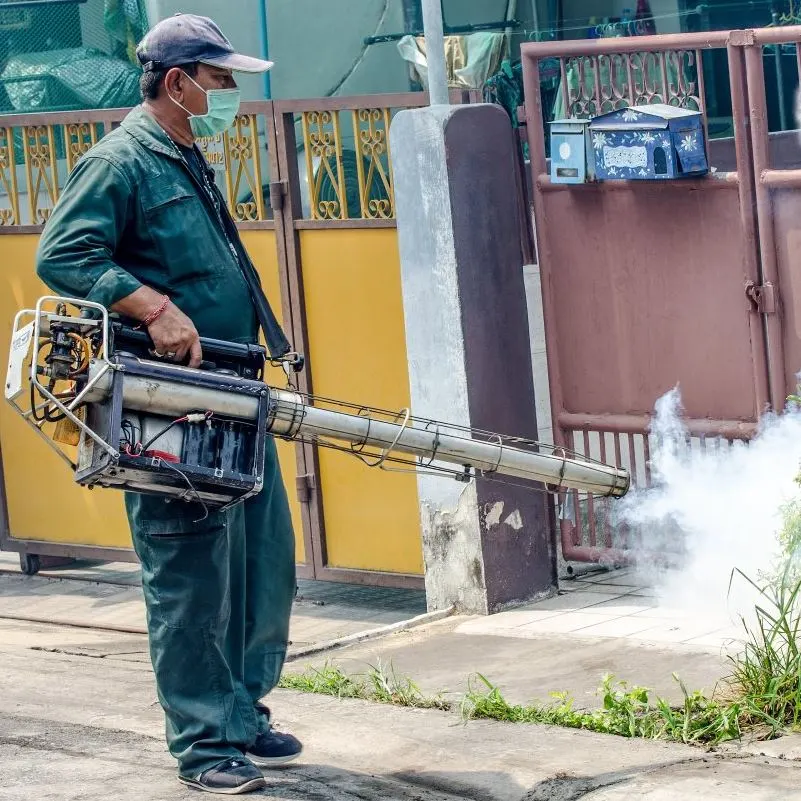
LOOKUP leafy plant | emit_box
[279,659,449,710]
[727,568,801,737]
[459,672,739,744]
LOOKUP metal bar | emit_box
[796,42,801,89]
[535,172,739,191]
[598,433,612,548]
[314,565,425,590]
[761,169,801,187]
[0,0,87,7]
[422,0,450,105]
[522,29,735,59]
[272,105,327,578]
[222,129,236,214]
[626,55,635,106]
[46,124,58,208]
[0,108,129,128]
[614,433,626,547]
[659,51,669,104]
[0,432,11,555]
[561,542,679,566]
[727,43,770,416]
[384,107,396,218]
[331,111,348,219]
[352,110,369,218]
[592,57,602,116]
[521,46,572,522]
[23,126,37,225]
[627,433,638,488]
[0,93,459,131]
[2,125,20,227]
[773,19,789,131]
[249,115,266,221]
[582,431,596,546]
[234,220,277,231]
[293,219,396,229]
[0,539,137,563]
[643,433,652,483]
[0,225,46,235]
[558,412,757,438]
[752,25,801,45]
[695,49,709,154]
[745,43,788,411]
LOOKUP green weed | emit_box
[278,659,450,710]
[459,672,740,745]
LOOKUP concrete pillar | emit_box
[390,104,557,615]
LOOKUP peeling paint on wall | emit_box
[420,482,487,615]
[484,500,504,528]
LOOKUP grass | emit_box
[278,658,449,710]
[459,672,741,745]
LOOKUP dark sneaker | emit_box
[246,707,303,767]
[178,757,266,795]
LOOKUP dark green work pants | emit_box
[127,437,295,777]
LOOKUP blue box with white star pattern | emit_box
[588,104,708,181]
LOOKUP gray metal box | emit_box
[549,119,593,184]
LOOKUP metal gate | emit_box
[521,27,801,565]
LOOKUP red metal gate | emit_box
[520,28,801,564]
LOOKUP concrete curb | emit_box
[286,606,456,662]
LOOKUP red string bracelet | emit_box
[136,295,170,329]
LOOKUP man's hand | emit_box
[111,286,202,367]
[148,303,203,367]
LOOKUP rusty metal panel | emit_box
[770,187,801,396]
[522,31,772,565]
[539,181,761,421]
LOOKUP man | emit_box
[36,14,301,795]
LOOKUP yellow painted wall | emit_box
[299,228,423,575]
[0,231,306,563]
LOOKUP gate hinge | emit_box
[269,180,287,211]
[295,473,315,504]
[745,280,777,314]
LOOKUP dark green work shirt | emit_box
[36,106,289,354]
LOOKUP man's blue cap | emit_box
[136,13,273,74]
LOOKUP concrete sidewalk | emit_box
[0,552,428,653]
[0,617,798,801]
[284,567,742,708]
[1,560,798,799]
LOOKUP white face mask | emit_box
[168,70,241,138]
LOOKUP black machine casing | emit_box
[74,326,272,509]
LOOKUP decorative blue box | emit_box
[588,104,708,180]
[548,119,593,184]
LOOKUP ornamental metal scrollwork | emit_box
[0,127,19,226]
[64,123,98,173]
[23,125,59,224]
[562,49,703,119]
[302,109,347,220]
[352,108,394,220]
[223,114,265,222]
